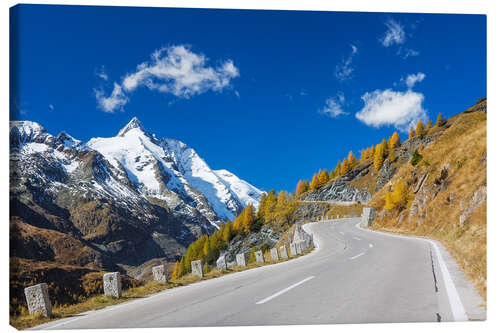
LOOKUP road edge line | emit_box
[355,222,469,321]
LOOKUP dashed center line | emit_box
[339,231,345,235]
[256,276,315,305]
[369,243,374,248]
[349,252,365,260]
[353,236,361,241]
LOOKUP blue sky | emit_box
[10,5,486,192]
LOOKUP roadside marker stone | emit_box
[103,272,122,298]
[279,245,288,260]
[236,253,247,267]
[152,264,167,283]
[270,248,279,261]
[191,260,204,278]
[216,255,227,270]
[255,250,265,263]
[361,207,376,227]
[24,283,52,317]
[290,243,297,256]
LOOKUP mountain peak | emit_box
[117,117,146,137]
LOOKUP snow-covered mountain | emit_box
[9,118,264,273]
[87,117,264,223]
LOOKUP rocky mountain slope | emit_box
[9,118,264,308]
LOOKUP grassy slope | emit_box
[369,109,486,301]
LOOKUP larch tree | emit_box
[318,169,329,185]
[373,143,385,170]
[310,173,319,190]
[256,193,267,219]
[427,119,433,129]
[408,126,415,140]
[384,192,395,210]
[333,160,341,178]
[389,132,401,149]
[415,119,425,138]
[435,112,444,127]
[347,151,357,170]
[340,158,349,176]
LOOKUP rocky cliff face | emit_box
[10,118,264,277]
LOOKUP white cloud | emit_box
[400,48,419,58]
[320,92,348,118]
[97,66,108,81]
[381,19,406,47]
[95,83,128,113]
[355,89,427,131]
[48,104,54,111]
[335,44,358,81]
[405,72,426,89]
[95,45,239,112]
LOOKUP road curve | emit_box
[33,218,484,330]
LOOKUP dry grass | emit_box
[370,111,487,301]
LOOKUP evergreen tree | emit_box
[416,119,425,138]
[389,132,401,149]
[435,112,444,127]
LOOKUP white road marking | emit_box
[356,222,469,321]
[353,236,361,241]
[255,276,315,305]
[369,243,374,248]
[349,252,365,260]
[339,231,345,235]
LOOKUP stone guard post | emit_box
[24,283,52,317]
[295,242,302,254]
[270,248,279,261]
[216,255,227,270]
[191,260,204,278]
[255,250,265,263]
[236,253,247,267]
[361,207,376,227]
[279,245,288,260]
[290,243,297,256]
[152,264,167,283]
[103,272,122,298]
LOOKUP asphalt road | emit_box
[33,218,485,330]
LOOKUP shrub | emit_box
[410,150,423,166]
